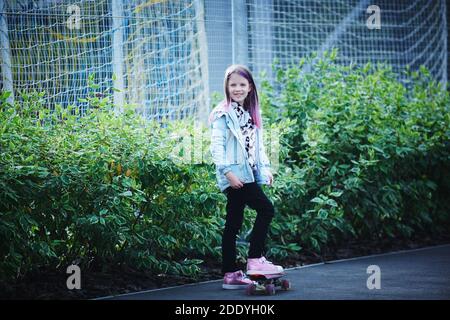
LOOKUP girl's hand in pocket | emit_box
[267,171,273,186]
[225,172,244,189]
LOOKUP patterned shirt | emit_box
[232,102,257,169]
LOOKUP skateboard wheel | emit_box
[265,284,275,295]
[281,279,290,290]
[246,283,256,296]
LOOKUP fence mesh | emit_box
[247,0,447,87]
[0,0,209,121]
[0,0,447,122]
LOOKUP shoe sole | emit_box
[222,284,250,290]
[246,269,284,275]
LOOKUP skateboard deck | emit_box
[246,273,291,295]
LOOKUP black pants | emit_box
[222,182,275,274]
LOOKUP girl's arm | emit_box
[210,116,232,176]
[210,115,244,189]
[259,128,274,185]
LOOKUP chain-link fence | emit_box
[0,0,209,122]
[1,0,448,122]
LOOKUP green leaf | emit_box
[119,191,132,197]
[326,199,338,207]
[329,190,343,197]
[318,209,328,219]
[311,197,325,205]
[199,194,208,203]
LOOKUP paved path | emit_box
[99,244,450,300]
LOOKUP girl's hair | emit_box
[208,64,262,128]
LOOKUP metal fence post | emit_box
[0,0,14,104]
[232,0,248,65]
[441,0,447,87]
[112,0,125,114]
[250,0,274,86]
[194,0,210,125]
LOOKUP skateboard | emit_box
[246,273,291,296]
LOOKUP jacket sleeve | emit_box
[210,115,232,176]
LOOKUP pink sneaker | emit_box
[246,256,284,275]
[222,270,253,289]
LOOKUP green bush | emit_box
[0,87,224,281]
[260,49,450,257]
[0,50,449,282]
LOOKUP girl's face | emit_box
[227,72,251,105]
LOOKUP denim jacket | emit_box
[210,102,271,192]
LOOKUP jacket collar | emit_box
[211,102,247,151]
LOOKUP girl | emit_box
[209,64,283,290]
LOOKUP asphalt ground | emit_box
[98,244,450,300]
